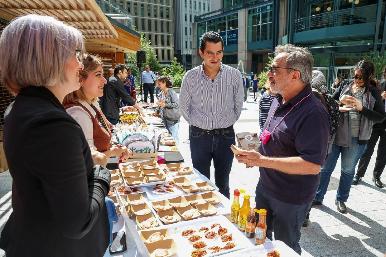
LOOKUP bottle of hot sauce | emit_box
[245,208,257,238]
[230,189,240,223]
[238,194,250,231]
[255,209,267,245]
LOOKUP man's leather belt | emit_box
[191,125,233,135]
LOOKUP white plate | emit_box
[168,215,253,257]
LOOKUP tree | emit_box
[364,51,386,80]
[161,57,186,87]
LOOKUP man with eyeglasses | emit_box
[235,44,329,254]
[179,31,244,198]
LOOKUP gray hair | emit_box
[0,14,84,94]
[274,44,314,85]
[311,70,327,94]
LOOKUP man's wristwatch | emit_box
[93,165,111,187]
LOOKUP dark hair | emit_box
[157,76,173,88]
[355,60,375,87]
[114,64,127,76]
[199,31,224,51]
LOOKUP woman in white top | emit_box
[63,54,130,166]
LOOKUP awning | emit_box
[0,0,140,53]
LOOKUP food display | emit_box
[172,216,253,257]
[136,213,161,230]
[119,112,140,124]
[152,182,176,194]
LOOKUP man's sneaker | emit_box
[374,177,384,188]
[352,175,361,185]
[335,200,347,214]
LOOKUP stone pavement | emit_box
[0,92,385,257]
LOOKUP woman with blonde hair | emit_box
[64,54,131,166]
[0,15,111,257]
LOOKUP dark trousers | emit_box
[356,127,386,179]
[143,83,155,103]
[189,125,235,198]
[255,188,309,255]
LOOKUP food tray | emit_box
[220,240,299,257]
[168,215,254,257]
[143,182,185,201]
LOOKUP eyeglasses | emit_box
[75,49,83,62]
[268,66,297,73]
[353,75,363,81]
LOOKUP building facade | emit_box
[193,0,385,84]
[174,0,212,69]
[112,0,174,64]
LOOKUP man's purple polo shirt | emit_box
[257,85,329,204]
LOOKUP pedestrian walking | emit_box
[141,65,157,103]
[353,66,386,188]
[314,60,385,214]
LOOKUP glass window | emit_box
[140,3,145,16]
[167,49,171,60]
[160,6,164,18]
[185,14,187,21]
[166,8,170,18]
[154,6,158,17]
[167,22,170,33]
[203,3,206,11]
[185,41,188,49]
[147,4,151,16]
[155,35,158,45]
[141,19,145,30]
[155,20,158,31]
[134,2,138,15]
[148,20,152,31]
[185,27,188,35]
[185,0,187,8]
[161,35,165,46]
[167,36,170,46]
[199,2,201,10]
[127,2,131,13]
[161,21,164,32]
[161,49,165,60]
[194,1,196,9]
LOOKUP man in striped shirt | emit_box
[179,31,244,198]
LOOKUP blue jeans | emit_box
[105,197,118,243]
[166,121,179,143]
[315,137,367,203]
[255,188,309,255]
[189,126,235,198]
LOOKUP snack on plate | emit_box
[178,167,193,175]
[160,215,180,224]
[208,246,222,253]
[191,249,207,257]
[217,226,228,236]
[190,199,207,206]
[181,209,201,220]
[153,182,175,194]
[193,241,207,249]
[151,248,172,257]
[188,235,201,243]
[267,250,280,257]
[204,231,217,239]
[211,223,220,229]
[147,232,164,243]
[139,217,159,229]
[182,229,196,237]
[221,234,232,242]
[199,209,217,216]
[222,242,235,250]
[199,227,209,233]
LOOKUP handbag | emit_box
[163,107,181,121]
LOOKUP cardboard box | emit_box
[236,132,260,151]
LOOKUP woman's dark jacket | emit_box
[0,87,109,257]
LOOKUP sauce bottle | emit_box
[255,208,267,245]
[238,194,250,231]
[245,208,257,238]
[230,189,240,223]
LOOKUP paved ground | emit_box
[0,92,385,256]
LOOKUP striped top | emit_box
[179,63,244,130]
[259,92,275,132]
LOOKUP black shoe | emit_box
[374,178,384,188]
[302,218,310,227]
[352,175,361,185]
[311,200,322,207]
[335,200,347,214]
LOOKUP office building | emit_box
[193,0,385,83]
[174,0,212,69]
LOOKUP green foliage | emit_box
[140,34,161,72]
[364,51,386,80]
[161,57,186,87]
[257,56,274,89]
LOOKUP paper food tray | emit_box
[143,184,185,201]
[167,215,253,257]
